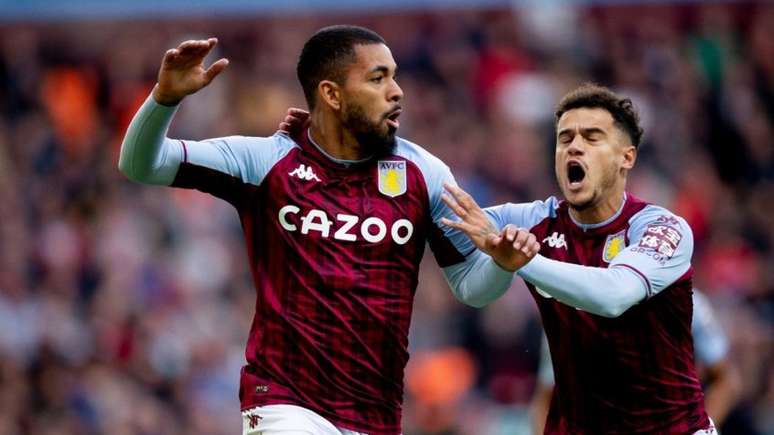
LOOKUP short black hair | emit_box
[297,25,386,110]
[555,83,644,148]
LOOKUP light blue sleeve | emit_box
[484,198,559,231]
[609,205,694,298]
[118,94,295,187]
[394,139,517,306]
[691,290,729,365]
[517,254,647,317]
[517,205,693,317]
[394,138,475,261]
[537,333,555,386]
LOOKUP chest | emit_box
[260,152,429,248]
[533,219,631,269]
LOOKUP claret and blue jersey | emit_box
[120,95,479,435]
[486,194,710,434]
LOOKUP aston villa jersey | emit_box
[169,129,473,434]
[487,194,709,434]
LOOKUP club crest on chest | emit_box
[603,230,627,263]
[378,160,407,197]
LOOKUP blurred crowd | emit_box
[0,2,772,434]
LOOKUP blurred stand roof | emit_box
[0,0,737,22]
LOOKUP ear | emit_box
[318,80,342,111]
[622,145,636,170]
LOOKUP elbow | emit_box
[597,297,635,318]
[117,158,141,183]
[599,304,628,318]
[455,292,489,308]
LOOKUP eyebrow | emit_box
[368,65,395,75]
[557,127,607,137]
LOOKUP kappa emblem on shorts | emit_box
[377,160,407,197]
[603,230,626,263]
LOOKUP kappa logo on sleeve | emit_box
[638,216,683,259]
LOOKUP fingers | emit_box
[502,224,518,242]
[512,230,539,256]
[441,193,468,219]
[443,182,479,213]
[484,232,502,251]
[177,38,217,55]
[439,217,472,234]
[287,108,310,119]
[204,58,229,83]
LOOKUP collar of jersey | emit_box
[305,129,374,169]
[568,192,628,232]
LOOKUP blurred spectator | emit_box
[0,2,771,434]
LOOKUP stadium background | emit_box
[0,1,771,434]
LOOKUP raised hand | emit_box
[440,183,540,272]
[153,38,229,106]
[278,108,310,135]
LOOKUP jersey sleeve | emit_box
[537,333,555,386]
[423,158,476,267]
[171,134,295,204]
[119,94,296,205]
[484,198,558,231]
[609,206,694,298]
[691,290,729,365]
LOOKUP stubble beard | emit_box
[566,165,619,213]
[342,102,397,159]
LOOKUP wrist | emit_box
[152,84,183,107]
[492,257,518,273]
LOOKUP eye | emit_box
[371,76,384,84]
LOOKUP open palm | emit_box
[153,38,229,106]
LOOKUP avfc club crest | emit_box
[603,230,626,263]
[378,160,407,197]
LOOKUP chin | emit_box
[563,190,593,211]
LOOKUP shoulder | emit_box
[628,203,692,236]
[394,136,450,177]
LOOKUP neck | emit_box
[309,110,371,161]
[568,185,626,225]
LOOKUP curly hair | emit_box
[555,83,644,148]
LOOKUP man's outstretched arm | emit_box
[442,184,693,318]
[118,38,228,185]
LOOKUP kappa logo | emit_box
[543,232,567,250]
[288,164,321,182]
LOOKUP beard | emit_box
[342,101,397,159]
[565,165,619,212]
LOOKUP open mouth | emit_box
[385,108,402,129]
[567,161,586,189]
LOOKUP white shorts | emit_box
[241,404,369,435]
[693,418,717,435]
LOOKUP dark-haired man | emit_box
[441,84,717,434]
[118,27,538,435]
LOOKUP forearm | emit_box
[517,255,647,317]
[118,94,183,185]
[443,250,515,308]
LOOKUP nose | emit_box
[388,79,403,103]
[566,135,585,156]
